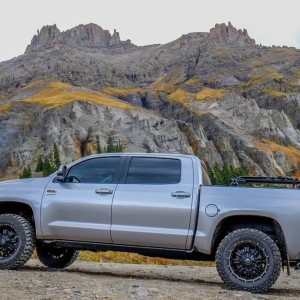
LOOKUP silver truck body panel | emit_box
[0,177,51,237]
[41,181,117,243]
[194,186,300,259]
[111,156,195,249]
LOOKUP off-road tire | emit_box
[216,229,282,293]
[0,214,35,269]
[36,242,79,269]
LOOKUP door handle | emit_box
[95,188,113,195]
[171,191,191,198]
[46,190,56,195]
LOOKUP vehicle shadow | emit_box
[20,265,300,297]
[21,264,222,287]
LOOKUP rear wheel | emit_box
[0,214,35,269]
[216,229,282,293]
[36,242,79,269]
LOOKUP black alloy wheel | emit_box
[0,214,35,269]
[216,228,282,293]
[36,242,79,269]
[0,225,20,260]
[228,241,268,282]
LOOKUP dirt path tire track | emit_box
[0,259,299,299]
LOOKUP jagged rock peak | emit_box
[26,23,135,53]
[207,22,256,46]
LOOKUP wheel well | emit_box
[211,215,286,256]
[0,202,35,228]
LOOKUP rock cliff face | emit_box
[0,22,300,178]
[207,22,256,45]
[0,98,192,176]
[26,23,135,54]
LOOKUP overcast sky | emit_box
[0,0,299,62]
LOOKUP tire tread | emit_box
[216,228,282,293]
[0,214,35,270]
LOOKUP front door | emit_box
[111,156,194,249]
[41,156,123,243]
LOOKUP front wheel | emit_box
[36,242,79,269]
[0,214,35,269]
[216,229,282,293]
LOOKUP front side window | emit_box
[125,157,181,184]
[66,157,120,184]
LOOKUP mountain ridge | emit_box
[0,22,299,178]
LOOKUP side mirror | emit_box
[56,165,67,182]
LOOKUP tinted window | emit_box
[66,157,120,184]
[126,157,181,184]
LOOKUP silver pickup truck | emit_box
[0,153,299,293]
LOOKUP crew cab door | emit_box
[41,156,124,243]
[111,156,194,249]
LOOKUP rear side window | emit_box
[66,157,120,184]
[125,157,181,184]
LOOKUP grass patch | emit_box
[292,67,300,78]
[167,87,224,105]
[151,75,178,94]
[167,89,194,104]
[245,69,284,87]
[262,88,285,96]
[79,251,215,267]
[20,81,138,110]
[101,87,145,97]
[195,87,224,100]
[185,78,201,86]
[254,138,300,165]
[0,103,11,112]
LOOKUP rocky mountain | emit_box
[26,24,136,54]
[0,22,300,178]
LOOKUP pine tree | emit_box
[35,157,44,172]
[19,167,27,179]
[85,149,92,156]
[27,166,32,178]
[53,143,61,169]
[106,135,115,153]
[19,166,32,179]
[95,135,102,154]
[43,157,53,177]
[115,140,124,152]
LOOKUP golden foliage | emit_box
[185,78,201,86]
[22,79,50,90]
[195,87,224,100]
[167,87,224,105]
[20,81,138,110]
[262,88,285,96]
[293,68,300,78]
[254,138,300,165]
[79,251,215,267]
[245,69,284,86]
[167,89,194,104]
[294,170,300,178]
[101,86,145,96]
[0,103,11,112]
[151,75,178,94]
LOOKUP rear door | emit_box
[111,156,194,249]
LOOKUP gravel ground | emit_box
[0,259,299,299]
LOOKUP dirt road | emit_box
[0,259,299,299]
